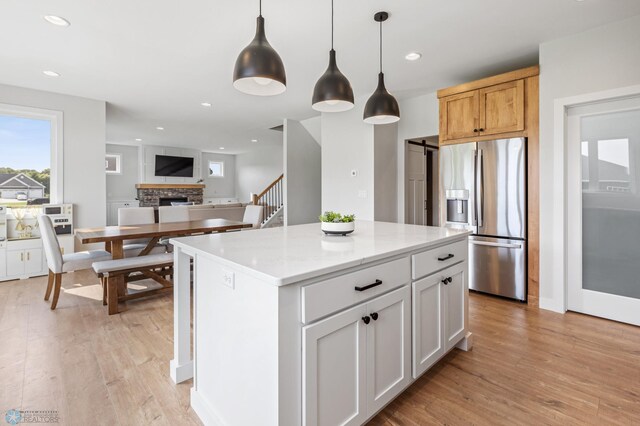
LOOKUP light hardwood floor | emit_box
[1,270,638,425]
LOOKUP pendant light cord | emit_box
[331,0,334,49]
[259,0,262,16]
[379,19,383,73]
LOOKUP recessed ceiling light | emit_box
[42,70,60,77]
[201,102,212,107]
[135,138,142,142]
[251,139,258,143]
[219,147,225,150]
[43,15,70,27]
[156,126,164,130]
[405,52,422,61]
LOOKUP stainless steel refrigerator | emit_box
[440,138,527,301]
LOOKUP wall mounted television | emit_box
[154,155,195,177]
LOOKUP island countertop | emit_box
[170,221,470,286]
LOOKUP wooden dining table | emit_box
[75,218,252,313]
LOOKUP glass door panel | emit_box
[567,95,640,325]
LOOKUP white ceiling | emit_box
[2,0,640,153]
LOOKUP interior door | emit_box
[365,286,411,415]
[476,138,526,239]
[406,144,427,225]
[567,95,640,326]
[302,302,367,426]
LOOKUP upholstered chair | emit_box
[38,215,112,310]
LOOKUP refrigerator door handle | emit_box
[477,149,484,228]
[471,149,477,226]
[469,240,522,249]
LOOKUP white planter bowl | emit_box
[321,221,355,236]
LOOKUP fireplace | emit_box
[159,197,188,206]
[135,184,205,207]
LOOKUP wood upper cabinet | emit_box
[438,65,538,146]
[478,79,525,136]
[440,90,479,141]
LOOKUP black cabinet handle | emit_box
[437,254,454,261]
[473,128,478,132]
[362,316,371,325]
[442,277,453,285]
[370,312,379,321]
[479,128,484,132]
[355,279,383,292]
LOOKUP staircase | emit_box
[252,174,284,227]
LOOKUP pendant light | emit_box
[233,0,286,96]
[363,12,400,124]
[311,0,354,112]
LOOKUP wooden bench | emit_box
[93,253,174,315]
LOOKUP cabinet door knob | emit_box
[442,277,452,285]
[479,128,484,132]
[473,128,478,132]
[370,312,379,321]
[362,316,371,325]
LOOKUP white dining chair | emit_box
[158,206,190,223]
[242,205,264,229]
[118,207,166,257]
[158,206,191,251]
[38,215,113,310]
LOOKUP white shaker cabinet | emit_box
[303,286,411,426]
[412,262,467,379]
[444,264,466,351]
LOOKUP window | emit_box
[209,161,224,178]
[105,153,122,174]
[0,112,54,207]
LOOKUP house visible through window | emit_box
[105,153,122,174]
[0,114,51,207]
[209,161,224,178]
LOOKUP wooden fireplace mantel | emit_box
[135,184,205,189]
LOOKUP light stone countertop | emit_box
[170,221,471,286]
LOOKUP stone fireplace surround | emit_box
[135,184,204,207]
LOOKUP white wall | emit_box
[539,15,640,312]
[0,84,106,238]
[396,92,440,222]
[202,152,236,198]
[106,144,139,201]
[374,123,398,222]
[235,143,284,203]
[321,99,375,220]
[283,119,321,225]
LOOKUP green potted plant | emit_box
[319,211,356,236]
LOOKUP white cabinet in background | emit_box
[7,247,44,277]
[303,286,411,426]
[412,262,467,379]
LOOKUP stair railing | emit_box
[251,174,284,224]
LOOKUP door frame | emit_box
[404,139,439,225]
[543,84,640,314]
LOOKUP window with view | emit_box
[209,161,224,178]
[0,114,51,207]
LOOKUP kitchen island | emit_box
[170,221,472,426]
